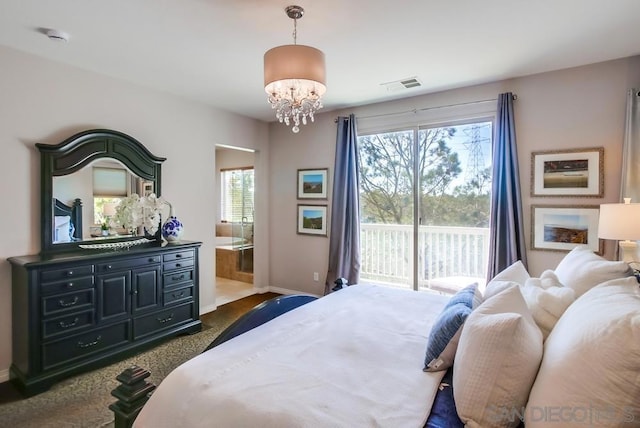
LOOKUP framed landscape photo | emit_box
[297,168,328,199]
[531,147,604,197]
[531,205,602,253]
[297,204,327,236]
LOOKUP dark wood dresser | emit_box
[8,240,202,396]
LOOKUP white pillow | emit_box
[484,260,530,300]
[525,277,640,427]
[521,270,575,339]
[453,284,543,428]
[554,245,632,297]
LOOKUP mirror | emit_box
[38,129,165,253]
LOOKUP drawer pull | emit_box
[105,265,113,270]
[59,296,79,307]
[59,317,79,328]
[172,291,185,299]
[66,270,74,277]
[77,335,102,349]
[171,274,185,281]
[157,314,174,324]
[149,258,156,262]
[176,254,182,258]
[67,282,74,288]
[175,263,182,268]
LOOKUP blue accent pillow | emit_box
[423,284,481,372]
[424,367,464,428]
[423,303,471,371]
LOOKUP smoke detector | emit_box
[45,29,70,42]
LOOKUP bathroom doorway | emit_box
[215,145,255,305]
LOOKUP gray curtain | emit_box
[620,89,640,202]
[487,93,527,280]
[325,114,361,294]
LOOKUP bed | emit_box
[133,246,640,428]
[52,198,83,243]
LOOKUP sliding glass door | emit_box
[358,120,492,293]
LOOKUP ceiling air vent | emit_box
[381,77,422,92]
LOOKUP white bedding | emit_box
[135,284,449,428]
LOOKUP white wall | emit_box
[0,45,269,380]
[268,56,640,295]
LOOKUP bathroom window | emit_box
[220,167,254,223]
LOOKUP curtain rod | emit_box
[334,94,517,123]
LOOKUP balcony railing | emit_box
[360,223,490,294]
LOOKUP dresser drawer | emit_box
[163,285,194,306]
[42,321,130,370]
[163,258,194,272]
[42,310,94,339]
[41,265,94,282]
[97,255,161,273]
[42,289,94,318]
[163,269,194,288]
[41,276,94,296]
[133,303,195,339]
[163,250,194,263]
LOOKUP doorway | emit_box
[215,145,255,305]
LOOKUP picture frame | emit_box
[531,147,604,197]
[297,204,328,236]
[297,168,328,199]
[531,205,602,253]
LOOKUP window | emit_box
[220,168,254,223]
[93,167,128,225]
[358,120,492,294]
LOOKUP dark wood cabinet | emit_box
[8,241,201,396]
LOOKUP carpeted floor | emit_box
[0,292,280,428]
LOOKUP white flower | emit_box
[111,193,167,235]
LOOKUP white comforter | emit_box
[135,284,449,428]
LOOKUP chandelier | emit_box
[264,5,326,133]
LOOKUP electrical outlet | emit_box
[313,272,319,281]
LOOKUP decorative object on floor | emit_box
[264,5,326,133]
[110,365,156,428]
[597,198,640,262]
[111,193,166,236]
[162,202,184,242]
[530,147,604,197]
[531,205,602,253]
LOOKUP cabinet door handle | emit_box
[171,274,185,281]
[59,317,79,328]
[157,314,174,324]
[172,291,185,299]
[58,296,79,307]
[77,335,102,348]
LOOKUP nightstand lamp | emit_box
[598,198,640,263]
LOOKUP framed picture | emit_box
[531,205,602,253]
[297,204,328,236]
[297,168,328,199]
[531,147,604,197]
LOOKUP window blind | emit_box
[93,167,128,197]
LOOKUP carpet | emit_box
[0,292,280,428]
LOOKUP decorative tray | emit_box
[79,238,153,250]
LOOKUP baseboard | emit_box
[268,286,321,298]
[0,368,9,383]
[200,303,217,315]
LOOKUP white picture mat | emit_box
[532,206,600,252]
[532,149,602,196]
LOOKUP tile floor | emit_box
[216,276,255,306]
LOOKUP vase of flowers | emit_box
[111,193,166,239]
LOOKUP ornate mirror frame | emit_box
[38,129,166,253]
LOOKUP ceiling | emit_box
[1,0,639,122]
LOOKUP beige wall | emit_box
[0,45,269,380]
[268,56,640,294]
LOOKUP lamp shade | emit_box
[264,44,326,90]
[597,202,640,241]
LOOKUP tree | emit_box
[358,124,491,227]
